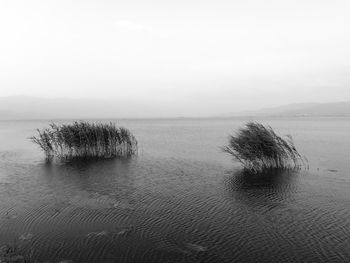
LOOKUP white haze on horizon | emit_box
[1,0,350,117]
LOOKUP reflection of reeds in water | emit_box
[223,122,305,173]
[30,121,138,160]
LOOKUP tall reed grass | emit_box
[223,122,304,173]
[30,121,138,160]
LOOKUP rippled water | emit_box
[0,118,349,262]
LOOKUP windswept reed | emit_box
[30,121,138,160]
[223,122,304,173]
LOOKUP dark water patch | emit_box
[326,169,338,173]
[224,169,300,209]
[0,156,349,262]
[221,169,350,262]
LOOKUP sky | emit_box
[1,0,350,116]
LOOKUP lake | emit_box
[0,117,349,262]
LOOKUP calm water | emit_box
[0,117,349,262]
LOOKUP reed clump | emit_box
[30,121,138,160]
[223,122,304,173]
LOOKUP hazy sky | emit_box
[1,0,350,116]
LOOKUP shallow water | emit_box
[0,117,349,262]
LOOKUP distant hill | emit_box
[0,96,350,120]
[0,96,169,120]
[224,101,350,117]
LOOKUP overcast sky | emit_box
[1,0,350,116]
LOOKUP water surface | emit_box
[0,117,349,262]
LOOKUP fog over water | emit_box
[1,0,350,115]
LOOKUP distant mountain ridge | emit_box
[224,101,350,117]
[0,96,170,120]
[0,96,350,120]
